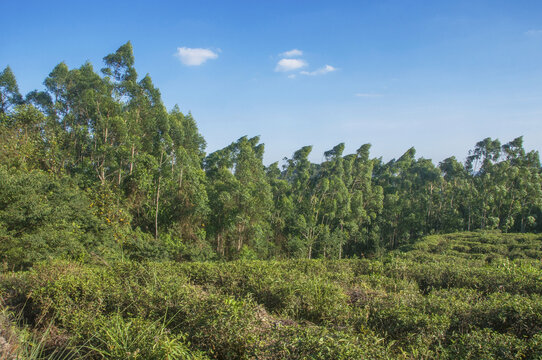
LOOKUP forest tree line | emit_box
[1,42,541,268]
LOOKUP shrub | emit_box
[446,329,526,360]
[88,314,207,360]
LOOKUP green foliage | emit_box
[0,66,23,115]
[446,329,527,360]
[205,136,273,259]
[1,42,542,264]
[265,326,393,359]
[0,166,117,270]
[1,232,540,358]
[88,314,206,360]
[1,41,542,359]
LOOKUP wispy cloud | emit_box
[355,93,382,98]
[275,58,307,72]
[175,47,218,66]
[300,65,337,76]
[280,49,303,57]
[525,29,542,36]
[275,50,335,77]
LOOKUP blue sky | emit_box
[2,0,542,165]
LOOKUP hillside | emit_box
[2,6,542,360]
[1,232,541,359]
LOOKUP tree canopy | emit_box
[1,42,541,268]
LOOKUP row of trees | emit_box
[1,42,541,265]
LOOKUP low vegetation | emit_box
[1,232,541,359]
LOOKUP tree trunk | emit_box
[129,144,135,175]
[118,160,122,185]
[237,224,244,252]
[155,152,163,240]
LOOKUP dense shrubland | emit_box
[1,232,542,358]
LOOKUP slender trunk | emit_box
[96,157,106,185]
[237,224,243,252]
[468,206,471,231]
[339,223,344,259]
[129,144,135,175]
[155,174,161,240]
[118,161,122,185]
[307,227,312,259]
[155,152,163,240]
[100,158,105,184]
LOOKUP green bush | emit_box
[446,329,527,360]
[264,325,393,360]
[2,232,541,359]
[88,314,207,360]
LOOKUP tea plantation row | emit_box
[1,232,541,359]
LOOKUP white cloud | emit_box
[300,65,337,76]
[275,58,307,72]
[526,29,542,36]
[288,74,297,79]
[175,47,218,66]
[280,49,303,57]
[355,93,382,98]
